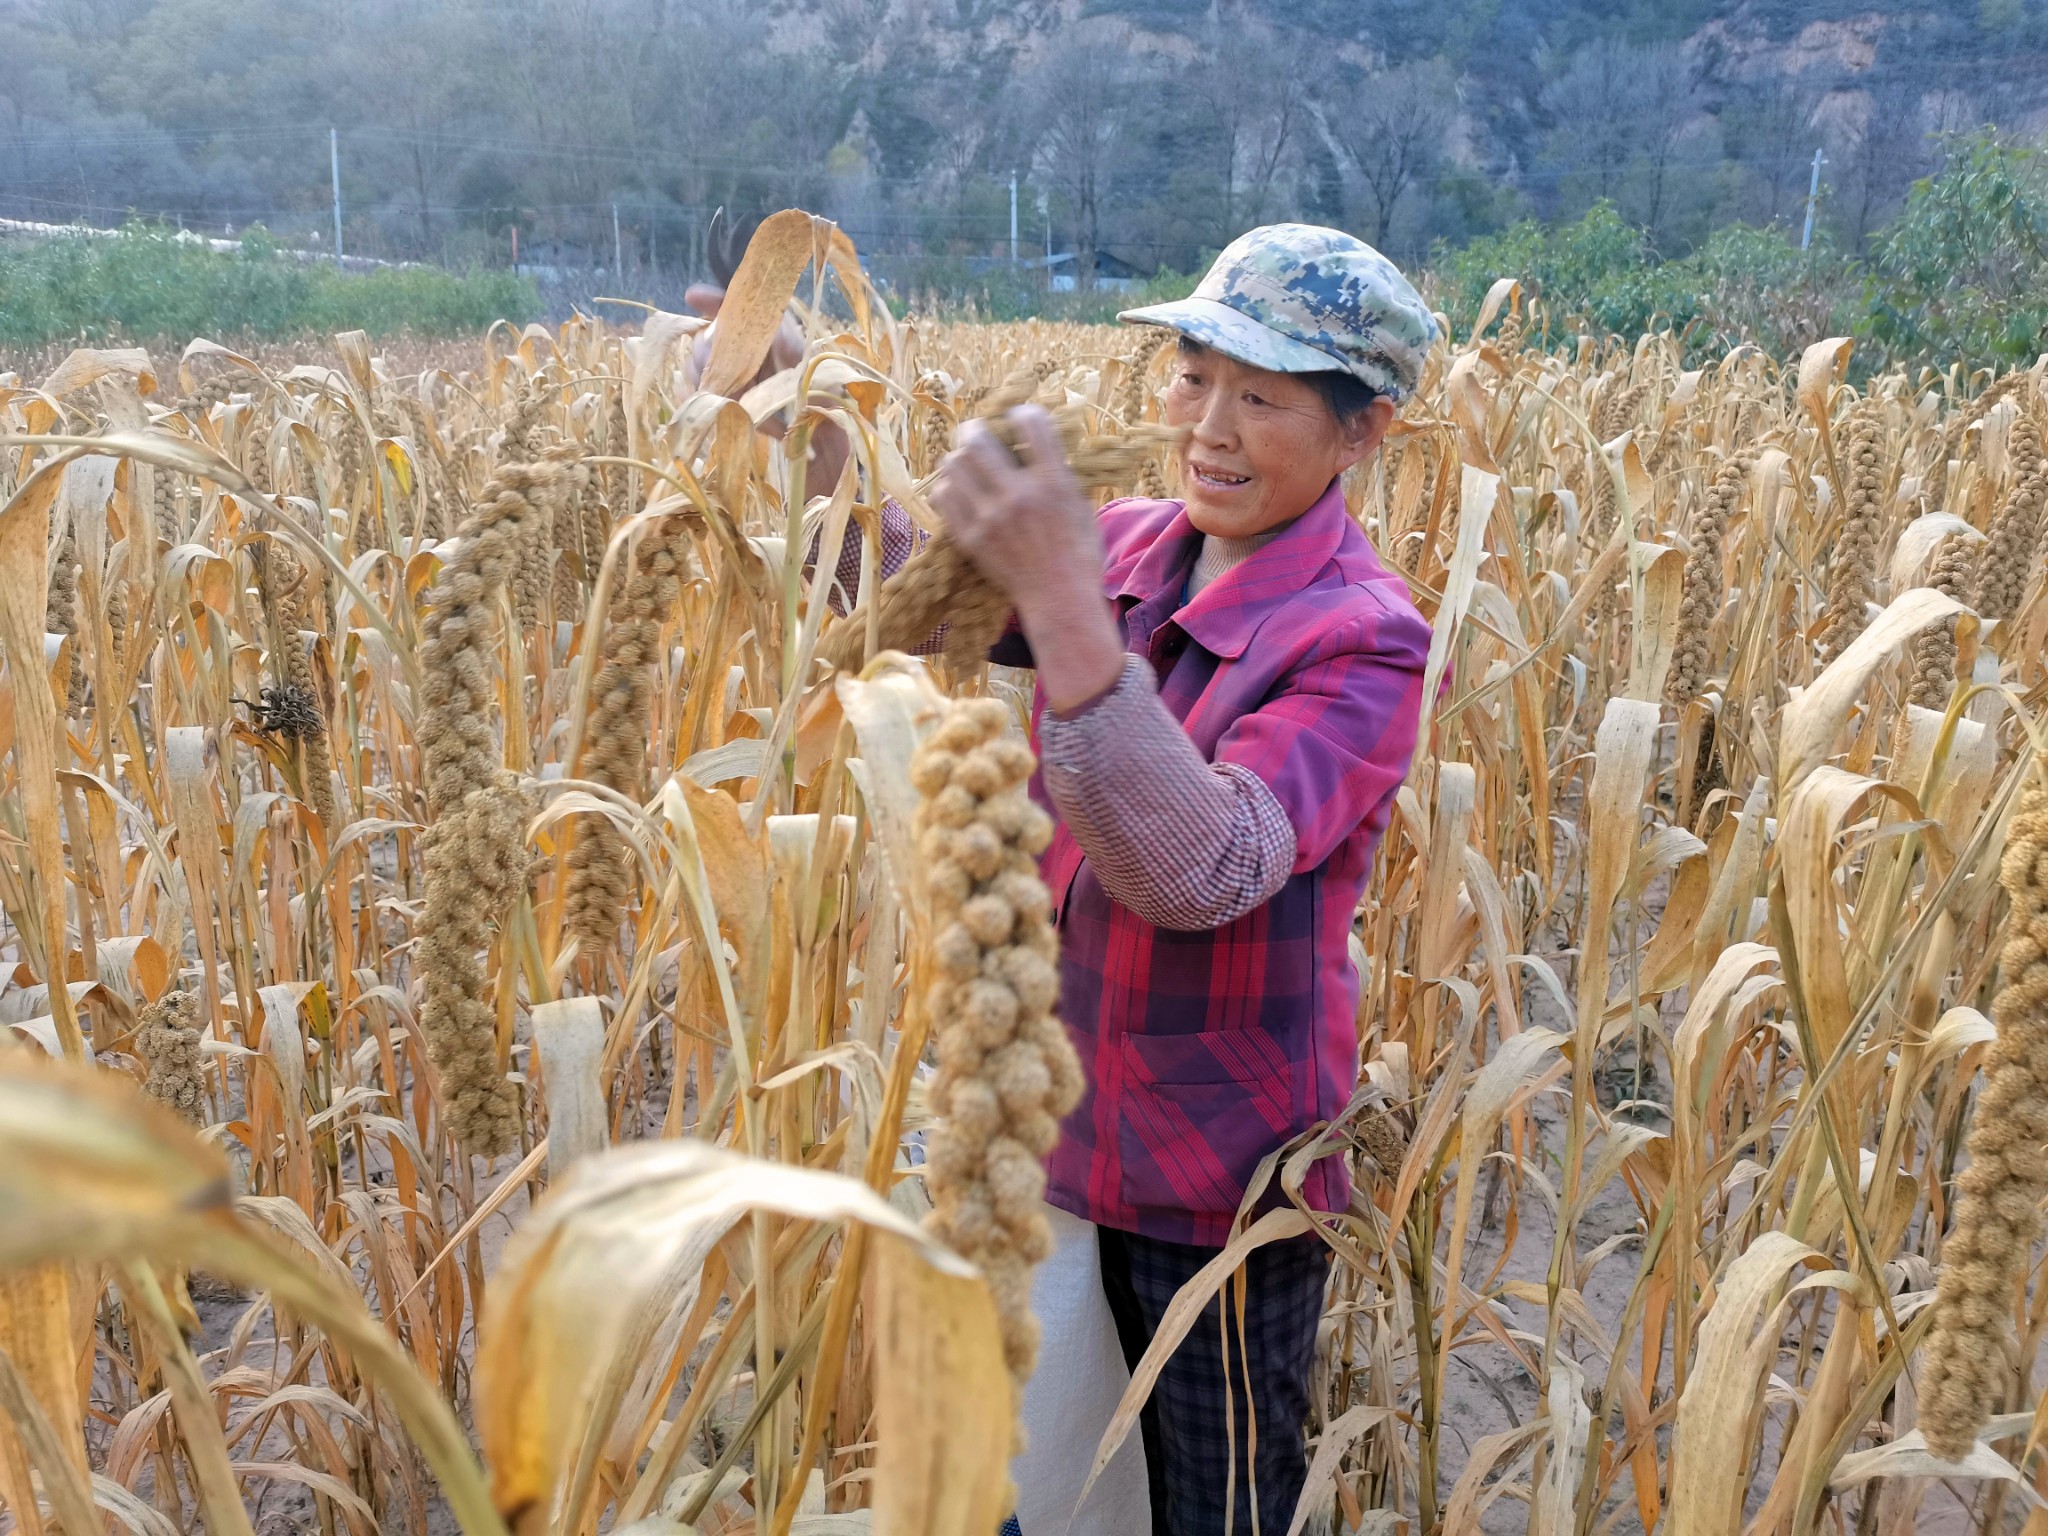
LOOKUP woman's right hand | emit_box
[929,405,1126,712]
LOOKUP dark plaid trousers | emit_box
[1096,1225,1332,1536]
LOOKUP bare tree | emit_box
[1194,22,1313,236]
[1721,77,1822,229]
[1829,75,1929,250]
[1537,39,1706,243]
[1323,57,1457,251]
[1025,25,1138,289]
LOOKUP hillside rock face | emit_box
[2,0,2038,274]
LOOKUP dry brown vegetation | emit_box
[2,218,2048,1536]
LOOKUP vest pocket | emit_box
[1115,1027,1305,1221]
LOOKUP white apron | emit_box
[1012,1206,1152,1535]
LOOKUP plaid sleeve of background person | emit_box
[1038,654,1296,930]
[821,496,924,614]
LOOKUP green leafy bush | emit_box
[1427,132,2048,373]
[0,225,539,348]
[1861,133,2048,372]
[1429,203,1851,362]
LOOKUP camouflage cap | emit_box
[1119,223,1438,403]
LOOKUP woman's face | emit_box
[1161,342,1392,540]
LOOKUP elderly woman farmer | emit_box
[925,225,1437,1536]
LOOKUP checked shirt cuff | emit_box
[1038,654,1295,931]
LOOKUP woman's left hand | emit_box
[929,404,1126,711]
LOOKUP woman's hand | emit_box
[929,404,1126,712]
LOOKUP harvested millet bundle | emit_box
[563,510,700,957]
[135,990,205,1126]
[912,698,1084,1400]
[1909,531,1974,709]
[415,459,567,1155]
[1920,756,2048,1461]
[1971,410,2047,624]
[1666,454,1748,706]
[818,369,1185,672]
[1817,407,1886,665]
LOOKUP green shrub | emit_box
[0,224,539,348]
[1861,133,2048,372]
[1427,204,1833,358]
[1426,131,2048,374]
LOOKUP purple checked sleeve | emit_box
[1037,655,1297,931]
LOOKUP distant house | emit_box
[1045,248,1145,293]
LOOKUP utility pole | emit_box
[1801,147,1826,252]
[329,127,343,266]
[613,203,624,282]
[1009,173,1019,264]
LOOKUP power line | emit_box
[0,118,1938,194]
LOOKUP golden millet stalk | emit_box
[105,565,128,682]
[563,512,698,957]
[912,698,1084,1397]
[600,380,633,525]
[503,399,561,629]
[1920,757,2048,1461]
[1971,410,2047,624]
[1665,454,1748,706]
[253,538,339,830]
[46,526,83,714]
[1584,447,1626,648]
[179,371,238,419]
[153,465,182,545]
[1116,337,1171,499]
[415,460,566,1156]
[1595,379,1650,443]
[334,410,365,520]
[1922,373,2027,516]
[1358,1108,1409,1179]
[134,990,205,1126]
[393,392,452,541]
[1909,531,1973,710]
[1817,407,1886,665]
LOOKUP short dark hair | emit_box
[1174,334,1380,427]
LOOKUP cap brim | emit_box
[1118,296,1345,376]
